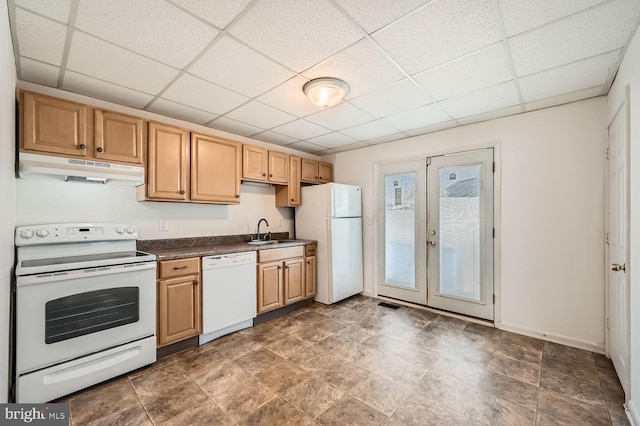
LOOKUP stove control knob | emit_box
[125,227,136,235]
[115,226,125,235]
[35,229,49,238]
[20,229,34,239]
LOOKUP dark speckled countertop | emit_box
[137,233,316,261]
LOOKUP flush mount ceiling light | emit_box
[303,77,350,108]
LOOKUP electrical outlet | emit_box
[366,216,373,225]
[159,220,169,232]
[278,219,283,228]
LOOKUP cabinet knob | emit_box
[277,265,281,270]
[194,280,199,286]
[291,198,294,202]
[262,173,266,177]
[269,174,273,177]
[180,189,186,195]
[78,144,86,150]
[315,176,317,179]
[96,147,103,153]
[307,261,310,264]
[236,194,240,198]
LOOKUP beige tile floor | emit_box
[63,296,629,425]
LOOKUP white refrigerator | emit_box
[296,183,364,304]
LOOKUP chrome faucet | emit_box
[255,218,270,241]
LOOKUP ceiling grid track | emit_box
[56,0,81,89]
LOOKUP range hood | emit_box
[18,152,144,186]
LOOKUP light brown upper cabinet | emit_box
[301,158,319,183]
[191,133,241,204]
[21,91,88,157]
[242,144,289,185]
[95,110,144,165]
[319,161,334,183]
[276,155,301,207]
[145,122,190,201]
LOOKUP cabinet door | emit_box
[305,256,316,298]
[301,159,319,183]
[157,274,201,347]
[268,151,289,184]
[95,110,144,164]
[257,262,283,314]
[284,257,305,305]
[22,92,88,156]
[147,122,190,201]
[318,161,333,183]
[191,133,241,204]
[275,155,301,207]
[242,145,268,182]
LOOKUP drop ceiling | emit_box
[7,0,640,154]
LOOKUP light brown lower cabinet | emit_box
[305,255,316,298]
[257,246,312,314]
[283,257,305,304]
[257,261,284,314]
[157,258,202,347]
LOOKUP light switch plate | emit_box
[159,220,169,232]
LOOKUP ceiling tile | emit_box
[257,75,324,117]
[253,130,298,145]
[316,148,337,156]
[366,133,405,145]
[439,81,520,119]
[15,0,71,23]
[229,0,363,72]
[404,120,457,136]
[15,8,66,65]
[62,71,155,109]
[285,141,327,154]
[163,74,249,115]
[334,0,430,33]
[172,0,253,29]
[271,119,331,140]
[20,57,59,87]
[519,50,620,103]
[414,43,512,101]
[350,79,432,118]
[66,33,179,95]
[189,36,294,97]
[75,0,219,68]
[456,105,522,125]
[226,101,297,129]
[498,0,606,37]
[302,39,405,99]
[208,117,264,137]
[305,132,358,148]
[373,0,502,74]
[332,141,369,152]
[305,102,374,130]
[147,98,218,124]
[382,104,452,131]
[524,86,603,112]
[340,120,399,141]
[510,0,640,76]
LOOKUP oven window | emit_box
[45,287,139,344]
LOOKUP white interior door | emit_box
[377,161,427,304]
[427,149,494,320]
[607,94,630,396]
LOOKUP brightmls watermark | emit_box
[0,404,68,425]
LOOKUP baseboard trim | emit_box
[627,400,639,426]
[497,322,605,354]
[362,290,375,298]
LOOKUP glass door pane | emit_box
[384,173,416,289]
[438,165,482,301]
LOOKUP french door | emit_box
[426,149,494,320]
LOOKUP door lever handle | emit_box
[428,240,436,247]
[611,263,626,272]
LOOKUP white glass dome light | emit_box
[303,78,350,108]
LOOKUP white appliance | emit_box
[14,223,157,403]
[199,252,257,345]
[296,183,364,304]
[18,152,145,185]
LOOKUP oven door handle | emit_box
[17,262,157,286]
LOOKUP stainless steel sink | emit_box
[247,240,278,245]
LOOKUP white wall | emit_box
[324,97,607,353]
[0,0,16,402]
[608,27,640,425]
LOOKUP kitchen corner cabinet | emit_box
[95,110,144,164]
[276,155,301,207]
[257,246,305,314]
[242,144,289,185]
[191,133,241,204]
[157,258,202,348]
[305,244,317,298]
[301,158,319,183]
[318,161,334,183]
[145,122,190,201]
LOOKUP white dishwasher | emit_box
[199,251,257,345]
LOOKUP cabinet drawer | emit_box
[305,244,317,257]
[258,246,304,263]
[158,258,200,279]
